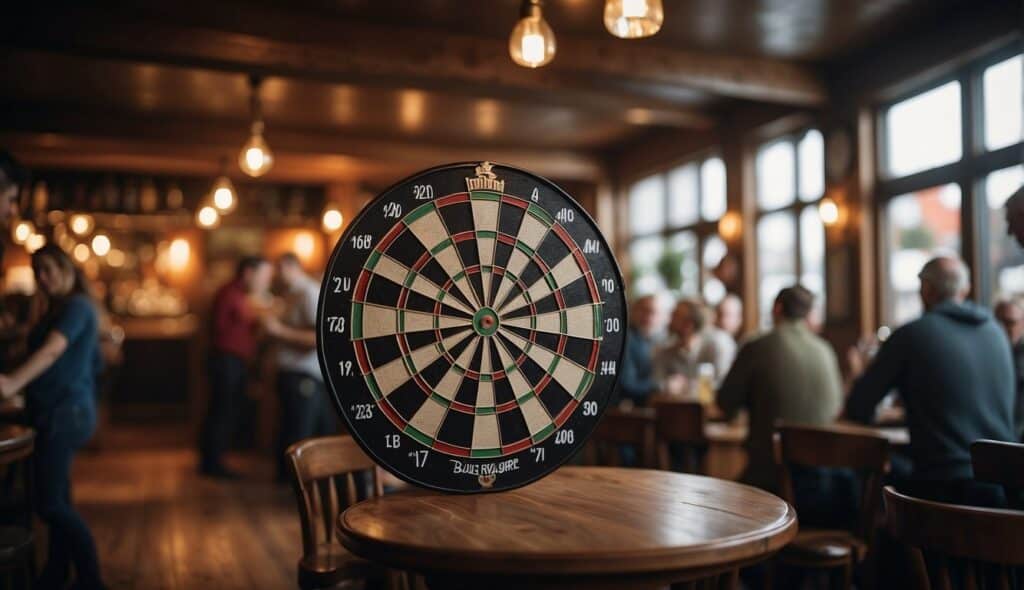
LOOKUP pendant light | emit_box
[509,0,556,68]
[604,0,663,39]
[238,75,274,177]
[210,157,237,214]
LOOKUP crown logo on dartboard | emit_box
[466,161,505,193]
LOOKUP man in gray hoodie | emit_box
[845,256,1017,506]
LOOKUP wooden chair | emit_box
[971,439,1024,508]
[885,485,1024,589]
[651,399,708,473]
[287,435,392,590]
[0,427,35,589]
[586,407,656,467]
[772,424,890,590]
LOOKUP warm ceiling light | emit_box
[91,233,111,257]
[12,220,33,244]
[69,213,94,236]
[717,210,742,242]
[211,175,237,213]
[322,207,343,232]
[107,249,126,268]
[168,238,191,271]
[818,197,841,226]
[26,233,45,253]
[509,0,556,68]
[604,0,663,39]
[73,243,91,263]
[197,205,220,229]
[294,231,316,261]
[238,75,274,177]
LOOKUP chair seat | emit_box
[0,526,33,563]
[298,542,380,589]
[779,529,867,567]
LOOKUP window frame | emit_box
[625,151,727,298]
[875,42,1024,324]
[754,127,828,327]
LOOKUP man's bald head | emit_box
[918,256,969,310]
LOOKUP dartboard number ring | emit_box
[317,162,627,493]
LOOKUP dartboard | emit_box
[317,162,626,493]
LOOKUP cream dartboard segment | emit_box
[317,162,626,493]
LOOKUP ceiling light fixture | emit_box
[238,74,274,177]
[509,0,556,68]
[604,0,663,39]
[210,157,237,214]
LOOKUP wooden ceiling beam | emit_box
[0,108,606,182]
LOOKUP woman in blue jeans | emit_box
[0,244,106,590]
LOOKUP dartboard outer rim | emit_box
[316,161,629,494]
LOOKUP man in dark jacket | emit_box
[846,256,1017,506]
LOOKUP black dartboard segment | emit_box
[317,162,627,493]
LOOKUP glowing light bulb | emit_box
[717,211,742,242]
[197,206,220,228]
[168,238,190,270]
[26,233,45,253]
[12,220,33,244]
[819,197,841,226]
[604,0,663,39]
[509,0,556,68]
[73,243,91,263]
[210,176,237,213]
[107,249,126,268]
[69,213,94,236]
[322,207,343,232]
[294,231,316,261]
[238,130,274,177]
[91,233,111,257]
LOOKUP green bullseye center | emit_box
[472,307,500,336]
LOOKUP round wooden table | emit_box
[338,466,797,589]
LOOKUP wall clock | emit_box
[317,162,627,492]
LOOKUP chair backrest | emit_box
[588,407,656,467]
[885,486,1024,589]
[651,399,707,472]
[774,423,889,542]
[971,439,1024,489]
[287,435,381,558]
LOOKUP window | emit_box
[885,184,962,325]
[983,55,1023,152]
[877,46,1023,325]
[627,154,728,301]
[754,129,826,327]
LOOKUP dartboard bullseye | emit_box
[317,162,626,492]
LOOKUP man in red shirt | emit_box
[199,256,273,478]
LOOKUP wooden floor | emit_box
[70,426,302,590]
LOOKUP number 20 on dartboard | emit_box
[317,162,627,493]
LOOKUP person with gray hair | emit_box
[846,255,1018,507]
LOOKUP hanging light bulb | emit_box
[11,220,34,245]
[210,175,237,214]
[604,0,663,39]
[322,205,343,232]
[196,205,220,229]
[509,0,556,68]
[238,75,274,177]
[91,233,111,257]
[26,233,45,253]
[69,213,94,236]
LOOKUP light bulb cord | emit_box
[520,0,542,19]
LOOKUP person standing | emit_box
[0,245,106,589]
[199,256,272,479]
[263,253,335,482]
[618,295,666,405]
[846,257,1017,506]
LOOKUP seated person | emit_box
[617,294,665,405]
[846,256,1017,507]
[653,298,735,394]
[717,286,851,527]
[714,293,743,340]
[994,297,1024,441]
